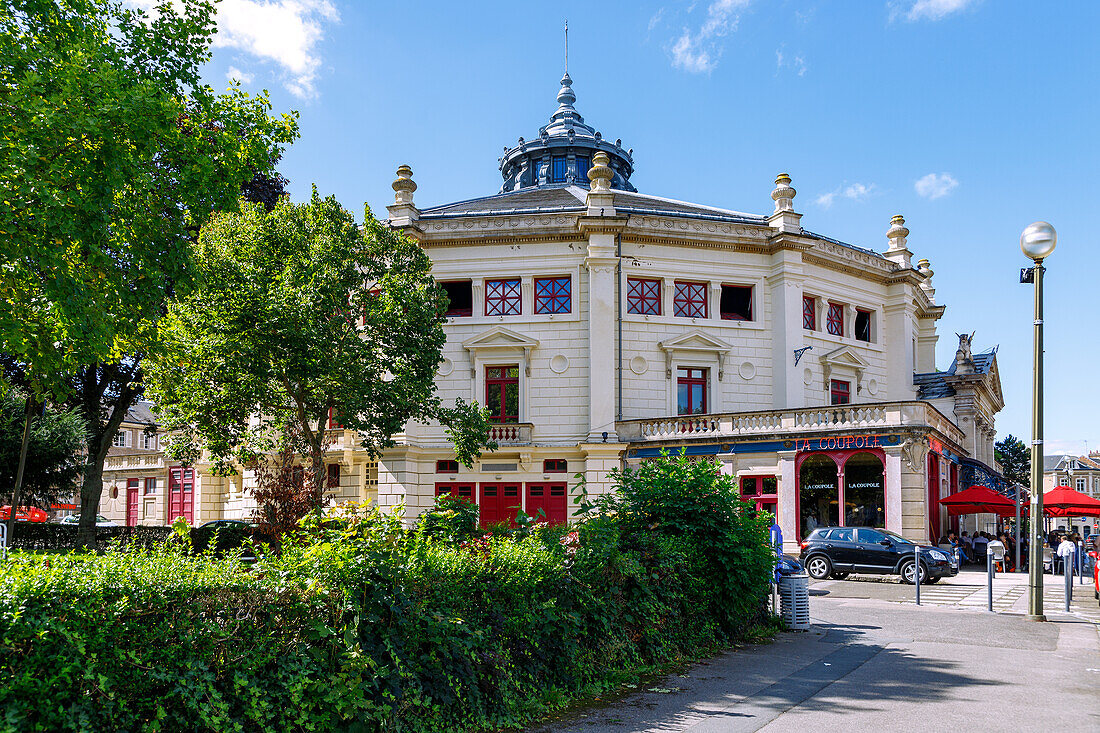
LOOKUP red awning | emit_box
[1041,486,1100,517]
[938,485,1016,517]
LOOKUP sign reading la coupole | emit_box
[795,434,886,452]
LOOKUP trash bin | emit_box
[778,572,811,631]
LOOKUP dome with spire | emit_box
[498,72,636,193]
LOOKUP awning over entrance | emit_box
[1042,486,1100,517]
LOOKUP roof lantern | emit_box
[498,72,636,193]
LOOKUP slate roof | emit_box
[1044,454,1100,472]
[420,185,587,217]
[913,347,998,400]
[419,184,768,224]
[124,401,158,426]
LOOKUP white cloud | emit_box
[670,0,752,73]
[127,0,340,99]
[816,182,876,208]
[213,0,339,99]
[894,0,977,22]
[226,66,254,84]
[914,172,959,199]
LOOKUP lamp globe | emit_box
[1020,221,1057,261]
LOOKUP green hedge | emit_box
[0,454,773,732]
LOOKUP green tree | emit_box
[146,192,492,519]
[0,392,85,511]
[995,434,1030,487]
[0,0,298,543]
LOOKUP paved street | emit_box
[536,572,1100,732]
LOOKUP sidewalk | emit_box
[536,593,1100,732]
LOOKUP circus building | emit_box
[100,69,1007,550]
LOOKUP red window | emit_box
[534,277,571,314]
[830,379,850,405]
[327,407,343,429]
[436,459,459,473]
[543,459,568,473]
[486,365,519,423]
[126,478,140,527]
[741,476,778,499]
[627,278,661,315]
[326,464,340,490]
[677,367,708,415]
[674,281,708,318]
[436,482,475,502]
[827,302,844,336]
[440,281,473,317]
[168,467,193,523]
[526,482,568,525]
[803,295,816,330]
[485,278,521,316]
[144,477,156,495]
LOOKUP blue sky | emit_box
[196,0,1098,455]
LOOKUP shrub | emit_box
[0,454,773,732]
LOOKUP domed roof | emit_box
[498,72,636,193]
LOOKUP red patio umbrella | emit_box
[938,485,1016,516]
[1041,486,1100,517]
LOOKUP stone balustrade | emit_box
[617,401,964,446]
[487,423,534,445]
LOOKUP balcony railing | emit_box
[488,423,533,445]
[617,401,964,445]
[104,454,164,471]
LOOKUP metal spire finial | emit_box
[565,20,568,73]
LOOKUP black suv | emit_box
[799,526,958,584]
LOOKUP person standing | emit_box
[1056,534,1076,576]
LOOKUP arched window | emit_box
[843,452,885,528]
[799,454,839,537]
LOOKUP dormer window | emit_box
[551,156,568,183]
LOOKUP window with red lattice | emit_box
[803,295,816,330]
[485,279,521,316]
[627,278,661,315]
[534,277,571,314]
[674,281,708,318]
[827,302,844,336]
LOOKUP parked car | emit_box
[198,519,257,530]
[58,514,118,528]
[799,526,958,584]
[1089,549,1099,604]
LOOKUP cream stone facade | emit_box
[100,71,1008,551]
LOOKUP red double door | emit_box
[168,467,194,524]
[434,481,569,528]
[525,483,568,525]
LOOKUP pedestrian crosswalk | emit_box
[894,579,1100,624]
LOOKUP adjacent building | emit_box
[100,69,1007,549]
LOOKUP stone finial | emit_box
[588,151,613,192]
[883,214,913,269]
[917,258,936,302]
[771,173,796,213]
[585,151,615,215]
[392,164,417,204]
[767,173,802,234]
[887,214,909,250]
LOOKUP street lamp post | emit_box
[1021,221,1056,621]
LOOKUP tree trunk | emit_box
[310,442,325,521]
[5,395,36,546]
[76,457,106,550]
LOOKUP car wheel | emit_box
[806,555,832,580]
[830,572,850,580]
[901,561,927,585]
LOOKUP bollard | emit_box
[987,550,994,612]
[1079,542,1085,586]
[1064,555,1072,612]
[914,544,921,605]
